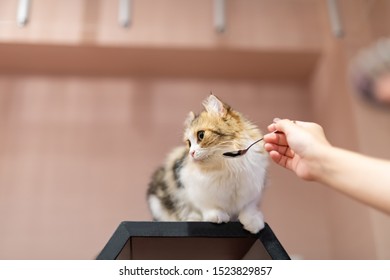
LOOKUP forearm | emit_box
[315,146,390,214]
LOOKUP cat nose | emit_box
[190,150,195,157]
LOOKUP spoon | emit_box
[223,138,264,158]
[222,130,278,158]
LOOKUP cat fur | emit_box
[147,95,268,233]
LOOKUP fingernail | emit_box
[273,117,281,123]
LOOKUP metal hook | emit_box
[214,0,226,33]
[118,0,132,28]
[327,0,344,38]
[17,0,31,28]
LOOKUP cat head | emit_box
[184,94,258,163]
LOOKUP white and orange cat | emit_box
[147,95,268,233]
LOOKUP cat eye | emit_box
[187,140,191,148]
[197,130,205,141]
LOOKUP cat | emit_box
[147,94,268,233]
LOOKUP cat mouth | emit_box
[191,156,206,162]
[190,154,211,162]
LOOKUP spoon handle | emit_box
[245,137,263,151]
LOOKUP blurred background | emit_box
[0,0,389,259]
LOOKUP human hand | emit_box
[263,119,332,180]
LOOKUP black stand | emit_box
[97,222,290,260]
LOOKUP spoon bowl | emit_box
[223,138,263,158]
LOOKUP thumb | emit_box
[273,118,298,135]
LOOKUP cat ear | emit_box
[184,111,196,126]
[202,94,229,116]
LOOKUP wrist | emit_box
[306,144,336,182]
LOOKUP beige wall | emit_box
[0,76,325,259]
[0,0,389,260]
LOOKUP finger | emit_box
[268,118,289,132]
[269,150,284,165]
[273,119,297,134]
[267,123,277,132]
[277,119,318,132]
[263,130,289,146]
[272,117,282,123]
[264,143,295,158]
[269,151,294,171]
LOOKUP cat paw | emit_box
[203,210,230,224]
[239,212,265,234]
